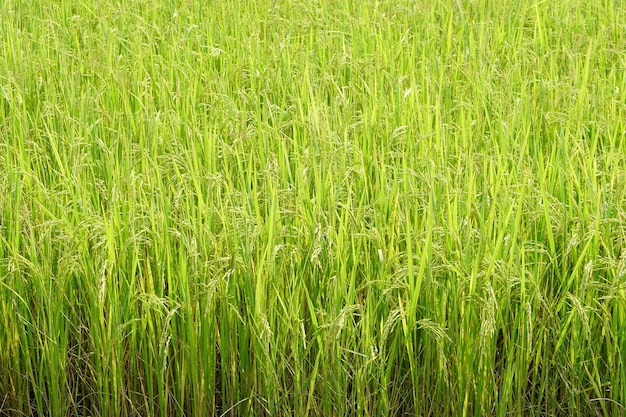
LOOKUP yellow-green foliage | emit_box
[1,0,625,415]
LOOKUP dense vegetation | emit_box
[1,0,625,415]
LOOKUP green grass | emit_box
[1,0,626,415]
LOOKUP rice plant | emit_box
[1,0,625,415]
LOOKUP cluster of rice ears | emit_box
[1,0,625,415]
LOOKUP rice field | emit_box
[1,0,626,415]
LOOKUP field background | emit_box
[1,0,626,416]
